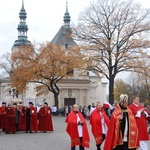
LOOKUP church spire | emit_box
[18,0,28,41]
[12,0,31,49]
[22,0,25,10]
[63,0,71,26]
[51,0,77,46]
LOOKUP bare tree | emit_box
[114,78,133,101]
[114,73,150,104]
[73,0,150,104]
[0,53,14,77]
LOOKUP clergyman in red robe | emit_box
[0,102,7,132]
[5,106,16,134]
[90,101,110,150]
[65,104,90,150]
[39,102,53,132]
[129,96,149,150]
[104,94,139,150]
[19,106,26,131]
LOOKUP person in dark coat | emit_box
[13,103,20,131]
[26,102,38,133]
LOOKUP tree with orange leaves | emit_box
[11,42,84,109]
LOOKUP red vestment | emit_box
[0,114,2,129]
[39,106,53,131]
[0,106,7,129]
[65,110,90,148]
[19,107,26,131]
[129,103,149,141]
[5,107,16,133]
[104,105,139,150]
[30,106,38,132]
[90,108,110,145]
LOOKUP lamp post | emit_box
[9,88,18,98]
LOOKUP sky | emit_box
[0,0,149,65]
[0,0,92,56]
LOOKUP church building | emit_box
[0,0,108,108]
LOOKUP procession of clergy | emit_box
[0,101,53,134]
[0,94,150,150]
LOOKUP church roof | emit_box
[51,25,77,46]
[51,1,77,47]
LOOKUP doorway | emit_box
[64,98,76,106]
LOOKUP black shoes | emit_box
[26,130,32,133]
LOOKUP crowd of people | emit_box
[0,101,53,134]
[65,94,150,150]
[0,94,150,150]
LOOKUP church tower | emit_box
[63,0,71,26]
[12,0,31,50]
[51,0,77,48]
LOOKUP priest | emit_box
[129,96,149,150]
[65,104,90,150]
[0,102,7,132]
[5,104,16,134]
[90,101,110,150]
[104,94,139,150]
[38,102,53,132]
[19,106,26,131]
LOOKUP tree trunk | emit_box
[54,93,59,110]
[109,77,115,105]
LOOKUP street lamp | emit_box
[9,88,18,98]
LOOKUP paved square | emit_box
[0,116,150,150]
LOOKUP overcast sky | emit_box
[0,0,91,56]
[0,0,149,58]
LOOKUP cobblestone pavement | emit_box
[0,116,150,150]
